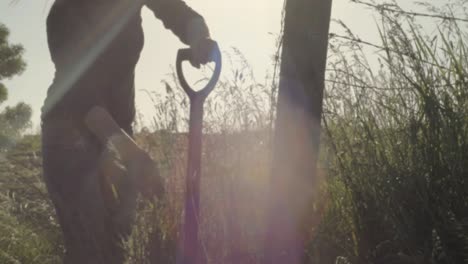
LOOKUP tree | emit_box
[0,23,31,152]
[264,0,333,263]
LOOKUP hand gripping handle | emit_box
[176,45,222,100]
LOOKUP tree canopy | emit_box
[0,24,25,83]
[0,23,31,151]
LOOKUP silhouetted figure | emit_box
[41,0,216,263]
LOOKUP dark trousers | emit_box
[42,123,118,264]
[41,70,137,263]
[41,106,136,264]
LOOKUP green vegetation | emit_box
[0,22,58,263]
[1,2,468,263]
[0,135,62,263]
[0,23,31,152]
[311,3,468,263]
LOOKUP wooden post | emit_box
[264,0,333,263]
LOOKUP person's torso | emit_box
[43,0,146,121]
[49,0,145,44]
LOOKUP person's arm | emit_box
[145,0,210,46]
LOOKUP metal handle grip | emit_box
[176,45,222,100]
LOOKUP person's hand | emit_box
[189,38,218,69]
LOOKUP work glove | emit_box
[85,106,165,201]
[186,17,218,68]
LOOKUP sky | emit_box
[0,0,443,131]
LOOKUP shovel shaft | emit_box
[182,98,204,264]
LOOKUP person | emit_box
[41,0,217,263]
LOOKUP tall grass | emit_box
[311,4,468,263]
[0,136,62,263]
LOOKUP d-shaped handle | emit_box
[176,45,222,100]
